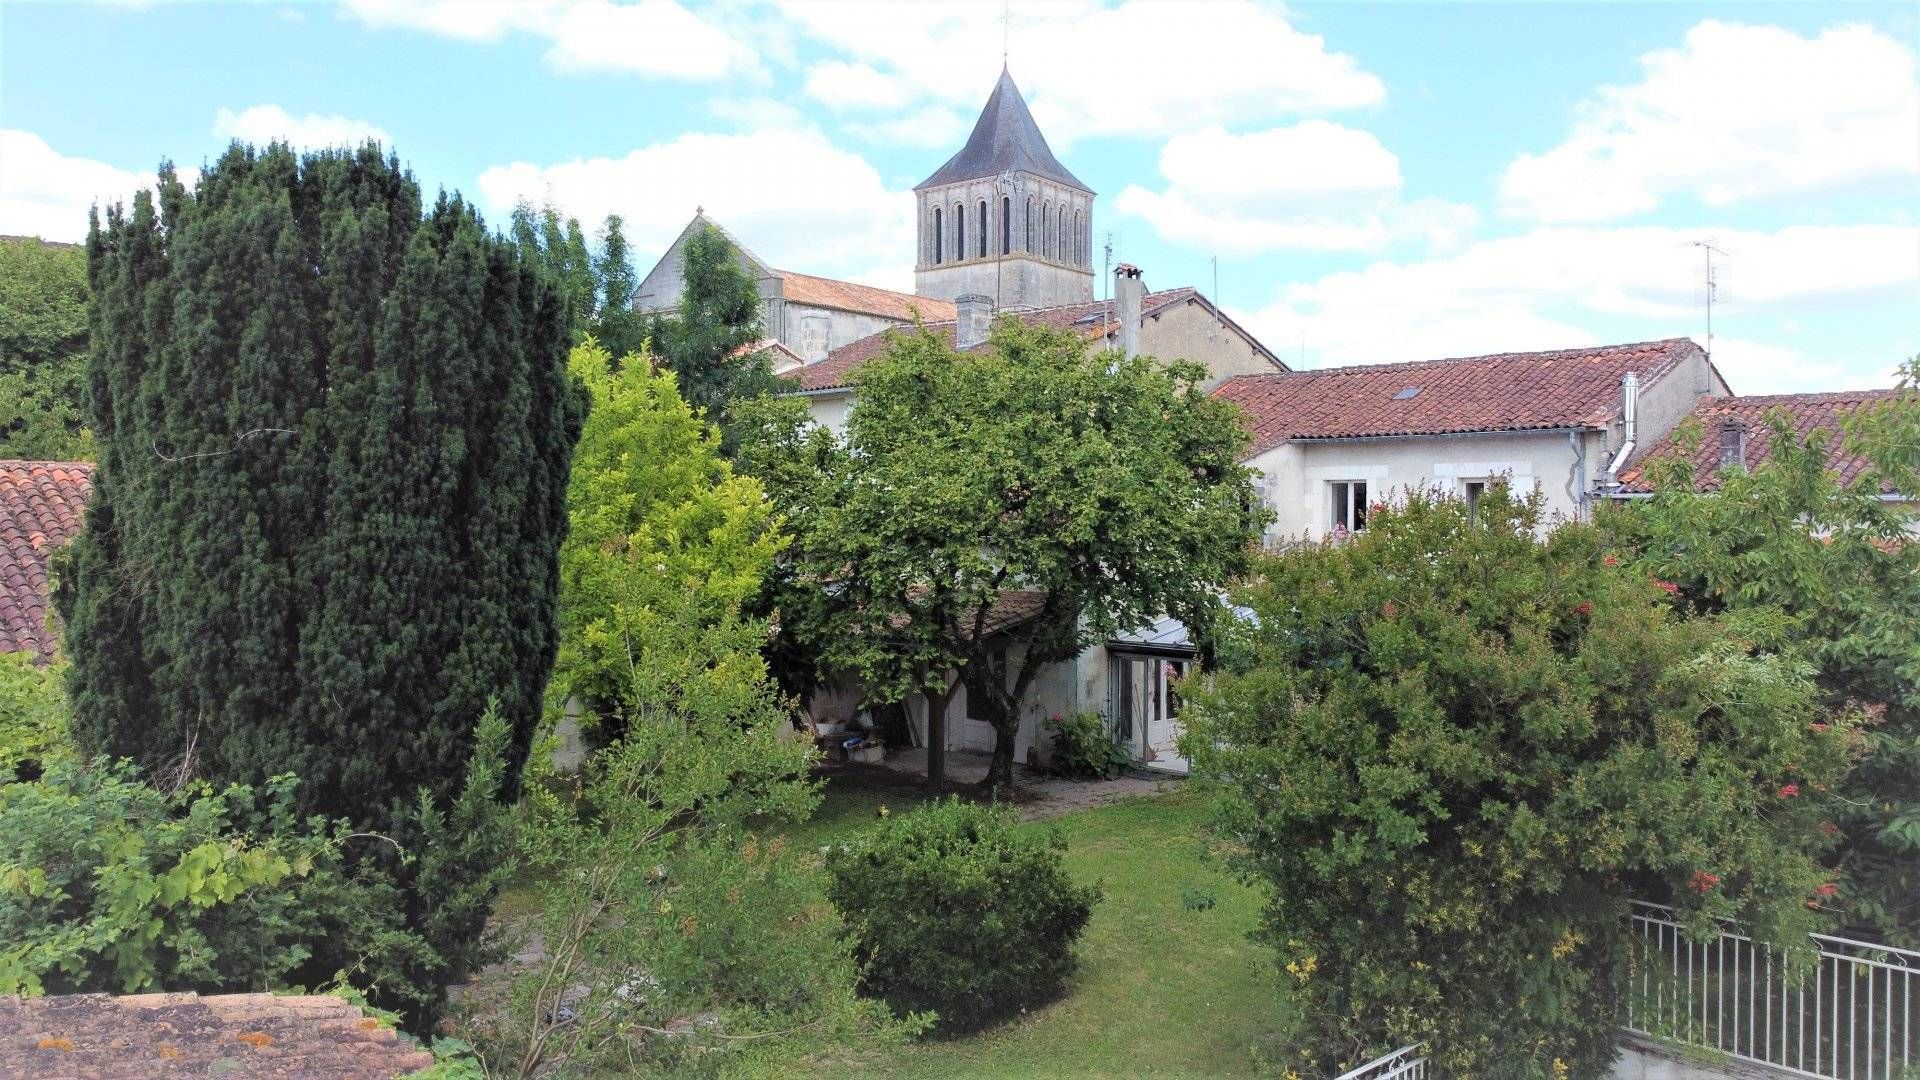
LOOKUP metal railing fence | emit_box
[1331,1043,1429,1080]
[1625,900,1920,1079]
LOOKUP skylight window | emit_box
[1393,386,1421,400]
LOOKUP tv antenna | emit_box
[1692,239,1726,359]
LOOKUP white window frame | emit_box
[1329,479,1370,533]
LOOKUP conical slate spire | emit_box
[916,68,1091,193]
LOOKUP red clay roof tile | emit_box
[793,288,1200,393]
[0,460,93,659]
[1212,339,1702,454]
[776,271,956,324]
[1616,389,1906,493]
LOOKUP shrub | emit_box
[1183,489,1846,1077]
[1045,712,1133,780]
[0,760,340,995]
[0,653,70,780]
[824,799,1100,1033]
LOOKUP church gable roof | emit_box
[916,68,1090,194]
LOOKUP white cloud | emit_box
[781,0,1384,144]
[845,106,969,150]
[1502,21,1920,222]
[0,130,168,242]
[213,105,392,149]
[341,0,756,81]
[1114,122,1475,255]
[475,126,914,289]
[1241,224,1918,390]
[803,60,914,113]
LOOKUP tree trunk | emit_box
[925,685,950,791]
[982,718,1018,792]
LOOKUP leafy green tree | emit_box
[1182,490,1849,1077]
[59,144,579,1024]
[0,236,92,459]
[650,223,779,453]
[510,199,595,340]
[1607,361,1920,943]
[744,319,1262,789]
[589,214,646,360]
[552,337,785,740]
[470,341,902,1075]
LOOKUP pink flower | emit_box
[1603,554,1621,567]
[1653,579,1681,595]
[1814,883,1838,898]
[1778,783,1800,798]
[1809,722,1830,733]
[1574,601,1594,616]
[1819,822,1840,836]
[1688,870,1721,894]
[1381,600,1400,619]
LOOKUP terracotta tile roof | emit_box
[776,270,956,324]
[0,460,93,659]
[0,992,436,1079]
[1616,389,1907,494]
[793,288,1201,393]
[1212,339,1702,455]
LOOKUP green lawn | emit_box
[777,777,1290,1079]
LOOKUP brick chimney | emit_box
[954,293,993,351]
[1113,263,1144,359]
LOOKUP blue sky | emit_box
[3,0,1915,392]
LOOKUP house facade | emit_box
[1213,338,1729,542]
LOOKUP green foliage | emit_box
[469,335,897,1075]
[553,337,785,741]
[1183,490,1847,1077]
[510,199,596,341]
[649,224,780,453]
[743,318,1263,788]
[60,143,579,1026]
[474,603,898,1076]
[0,761,331,996]
[824,799,1100,1033]
[1044,712,1133,781]
[1605,361,1920,944]
[590,214,646,360]
[0,653,71,779]
[0,236,92,459]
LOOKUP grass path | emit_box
[786,782,1289,1079]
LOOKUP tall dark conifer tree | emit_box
[60,144,582,1018]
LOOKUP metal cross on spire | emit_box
[1001,1,1011,66]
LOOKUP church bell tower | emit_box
[913,68,1094,311]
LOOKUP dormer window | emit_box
[1718,420,1746,471]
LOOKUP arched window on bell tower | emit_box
[1001,196,1011,254]
[955,203,966,261]
[978,200,988,258]
[1074,209,1083,266]
[932,206,942,263]
[1025,198,1034,251]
